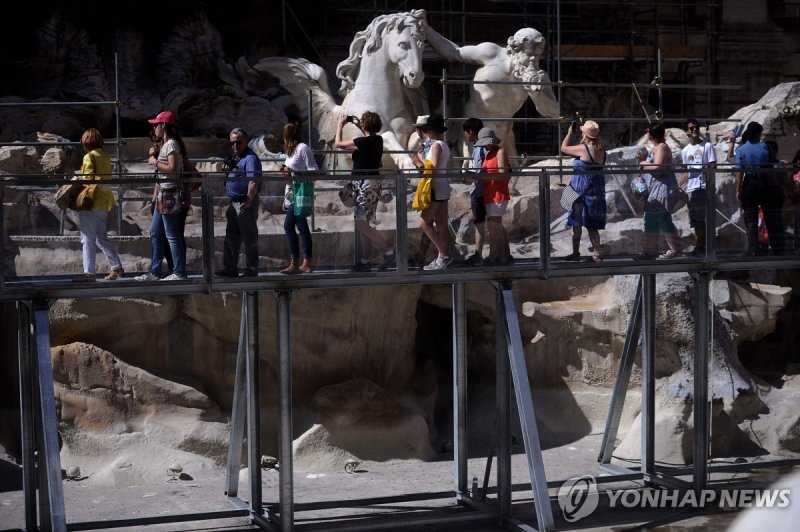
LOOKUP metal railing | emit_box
[2,162,799,301]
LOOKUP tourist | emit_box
[679,118,716,258]
[335,111,395,272]
[279,121,316,274]
[735,122,784,256]
[636,124,682,260]
[560,119,607,263]
[475,128,512,265]
[136,111,188,281]
[462,117,487,265]
[216,127,262,277]
[75,128,124,282]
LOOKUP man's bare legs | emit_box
[486,216,511,263]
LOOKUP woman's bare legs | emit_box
[419,202,449,257]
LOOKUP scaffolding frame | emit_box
[6,2,800,531]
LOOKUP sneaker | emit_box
[73,273,96,283]
[424,256,452,271]
[135,273,160,281]
[160,273,187,281]
[104,268,124,281]
[350,262,371,272]
[376,252,396,272]
[463,252,483,266]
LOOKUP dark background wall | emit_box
[1,1,797,153]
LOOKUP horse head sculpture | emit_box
[255,9,429,172]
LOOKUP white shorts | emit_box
[485,201,508,217]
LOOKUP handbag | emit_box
[55,179,83,210]
[74,184,97,211]
[411,160,434,212]
[157,183,183,215]
[559,185,581,211]
[338,181,358,208]
[631,175,649,200]
[292,180,314,217]
[666,178,688,214]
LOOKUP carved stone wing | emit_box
[253,57,341,142]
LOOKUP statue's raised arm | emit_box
[423,20,560,166]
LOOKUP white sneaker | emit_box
[160,273,187,281]
[135,273,159,281]
[423,256,452,271]
[423,257,442,271]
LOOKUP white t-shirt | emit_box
[283,143,318,208]
[681,141,716,192]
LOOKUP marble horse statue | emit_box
[255,9,428,172]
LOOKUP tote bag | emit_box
[292,180,314,217]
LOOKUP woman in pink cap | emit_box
[136,110,188,281]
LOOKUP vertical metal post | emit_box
[32,299,67,532]
[0,184,5,290]
[452,282,468,497]
[500,284,555,531]
[705,165,716,259]
[114,53,123,235]
[277,289,294,532]
[17,302,36,530]
[225,297,250,498]
[307,89,316,233]
[495,284,511,519]
[641,274,656,481]
[599,276,643,463]
[244,293,262,516]
[201,179,215,283]
[396,170,408,275]
[539,168,550,269]
[693,272,711,490]
[441,69,448,122]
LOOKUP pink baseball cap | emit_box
[147,111,177,125]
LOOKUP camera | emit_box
[570,112,584,133]
[346,115,357,123]
[222,155,239,170]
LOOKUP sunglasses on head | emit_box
[230,140,243,147]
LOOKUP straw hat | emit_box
[413,115,429,128]
[579,120,600,139]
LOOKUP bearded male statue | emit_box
[423,20,560,167]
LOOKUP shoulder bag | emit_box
[339,181,358,208]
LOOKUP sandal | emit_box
[592,254,604,263]
[657,250,680,260]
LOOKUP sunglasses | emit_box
[230,140,243,147]
[687,125,699,131]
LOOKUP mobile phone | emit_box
[732,123,745,138]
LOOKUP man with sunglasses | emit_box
[679,118,716,257]
[217,127,262,277]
